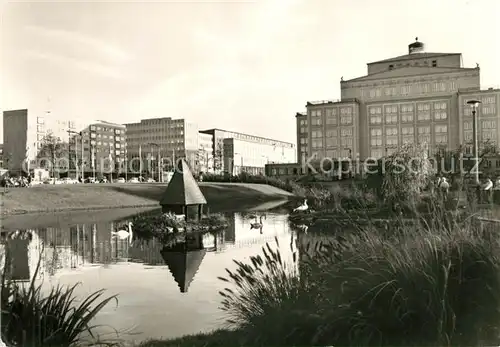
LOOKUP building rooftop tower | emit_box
[408,37,425,54]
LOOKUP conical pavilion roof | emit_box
[160,159,207,206]
[161,249,207,293]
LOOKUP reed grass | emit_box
[1,244,119,347]
[213,195,500,346]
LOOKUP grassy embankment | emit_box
[0,182,293,215]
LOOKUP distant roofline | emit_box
[367,52,462,65]
[93,120,126,128]
[343,67,477,84]
[199,128,294,146]
[295,112,306,117]
[306,98,360,107]
[2,109,28,113]
[124,117,185,126]
[459,87,500,95]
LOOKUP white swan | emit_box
[484,178,493,191]
[111,222,133,244]
[296,224,308,234]
[293,199,308,212]
[250,216,263,230]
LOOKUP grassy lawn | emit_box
[139,330,247,347]
[1,182,293,215]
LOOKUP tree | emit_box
[367,142,433,211]
[196,146,211,173]
[213,140,224,173]
[36,132,68,183]
[2,152,12,170]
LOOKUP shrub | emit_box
[131,211,228,243]
[218,237,319,345]
[220,205,500,346]
[1,246,118,347]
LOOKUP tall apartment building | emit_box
[0,144,4,168]
[125,117,199,173]
[69,120,126,178]
[200,128,296,175]
[2,109,87,173]
[301,38,488,163]
[296,112,308,165]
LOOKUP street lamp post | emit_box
[67,130,84,181]
[148,143,160,182]
[467,99,482,186]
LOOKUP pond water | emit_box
[0,208,298,345]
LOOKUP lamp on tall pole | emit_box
[467,99,482,186]
[67,130,83,181]
[147,142,160,182]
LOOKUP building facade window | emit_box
[326,150,338,158]
[386,127,398,136]
[417,112,431,121]
[370,128,382,146]
[312,139,323,149]
[385,115,398,124]
[402,114,414,123]
[310,110,322,126]
[482,130,497,142]
[340,115,353,125]
[371,149,383,159]
[326,109,337,125]
[340,128,353,137]
[385,105,398,114]
[483,96,495,104]
[483,120,496,129]
[312,130,323,138]
[325,138,338,147]
[385,87,397,96]
[432,82,446,92]
[369,89,382,98]
[401,104,414,113]
[370,115,382,124]
[341,138,353,147]
[402,126,414,144]
[401,85,411,95]
[434,111,447,120]
[483,105,497,115]
[418,126,431,144]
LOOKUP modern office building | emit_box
[68,120,126,179]
[125,117,199,174]
[299,38,496,165]
[200,128,296,175]
[2,109,87,173]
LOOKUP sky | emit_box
[1,0,500,144]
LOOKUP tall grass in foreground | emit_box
[219,200,500,346]
[1,244,120,347]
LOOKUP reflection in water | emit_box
[161,233,207,293]
[0,211,298,342]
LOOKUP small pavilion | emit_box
[159,159,207,221]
